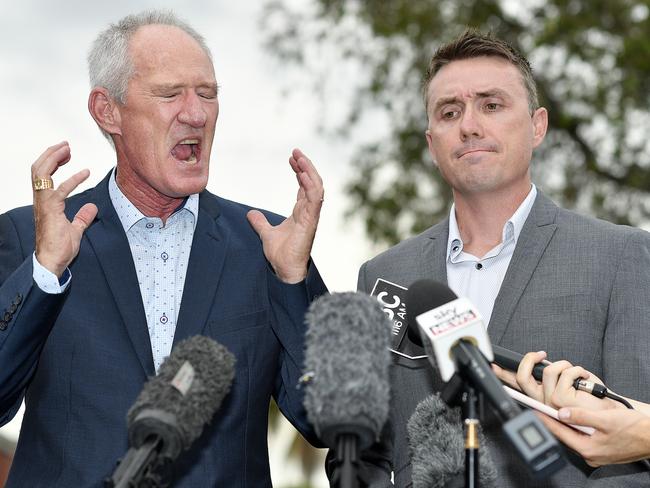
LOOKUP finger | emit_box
[54,169,92,200]
[556,366,589,393]
[70,203,99,236]
[291,148,324,200]
[31,142,71,180]
[541,359,574,405]
[292,148,321,179]
[537,411,592,452]
[515,351,546,400]
[246,209,272,238]
[492,363,521,390]
[558,407,607,430]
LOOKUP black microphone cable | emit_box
[573,380,650,471]
[572,379,633,409]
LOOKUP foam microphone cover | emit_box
[127,335,236,460]
[407,394,497,488]
[405,280,458,347]
[304,292,392,450]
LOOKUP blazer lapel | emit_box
[488,193,558,344]
[172,192,228,346]
[82,174,155,377]
[422,218,449,284]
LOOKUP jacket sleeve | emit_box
[0,212,66,425]
[267,260,328,447]
[586,228,650,485]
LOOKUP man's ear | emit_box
[425,129,439,168]
[88,87,122,136]
[531,107,548,149]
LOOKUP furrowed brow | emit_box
[432,96,463,113]
[476,89,509,100]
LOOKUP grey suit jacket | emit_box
[359,192,650,488]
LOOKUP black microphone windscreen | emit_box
[304,292,391,449]
[405,280,458,346]
[127,336,236,451]
[407,394,497,488]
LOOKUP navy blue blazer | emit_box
[0,172,327,487]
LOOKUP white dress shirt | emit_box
[446,185,537,326]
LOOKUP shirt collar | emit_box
[108,168,199,233]
[447,184,537,259]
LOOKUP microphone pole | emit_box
[337,434,360,488]
[463,386,479,488]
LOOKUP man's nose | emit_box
[459,107,484,140]
[177,92,208,127]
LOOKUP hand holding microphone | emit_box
[406,280,566,479]
[492,348,650,471]
[492,351,614,412]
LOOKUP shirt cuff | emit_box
[32,253,71,294]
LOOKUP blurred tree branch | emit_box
[261,0,650,245]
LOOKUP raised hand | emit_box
[246,148,324,284]
[32,141,98,277]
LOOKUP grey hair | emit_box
[87,10,212,143]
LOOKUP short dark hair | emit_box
[422,29,538,114]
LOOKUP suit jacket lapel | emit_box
[422,219,449,284]
[82,173,155,377]
[172,192,228,346]
[488,193,558,344]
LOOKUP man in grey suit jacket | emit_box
[359,30,650,487]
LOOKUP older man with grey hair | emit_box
[0,10,327,487]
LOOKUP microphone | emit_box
[303,292,392,488]
[408,393,497,488]
[406,280,566,480]
[492,344,546,381]
[106,336,236,488]
[406,280,507,411]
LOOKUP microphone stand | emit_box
[442,374,482,488]
[337,433,360,488]
[326,430,368,488]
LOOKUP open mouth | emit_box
[171,139,201,164]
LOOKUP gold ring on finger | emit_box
[32,178,54,191]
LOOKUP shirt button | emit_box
[475,263,483,270]
[146,222,154,229]
[452,246,459,252]
[160,314,168,324]
[161,252,169,262]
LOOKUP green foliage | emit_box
[262,0,650,245]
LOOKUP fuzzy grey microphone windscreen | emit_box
[407,393,497,488]
[127,335,236,452]
[303,292,392,449]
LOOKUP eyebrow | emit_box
[432,89,510,113]
[151,82,219,94]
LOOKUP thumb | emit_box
[247,209,272,239]
[71,203,98,234]
[558,407,602,429]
